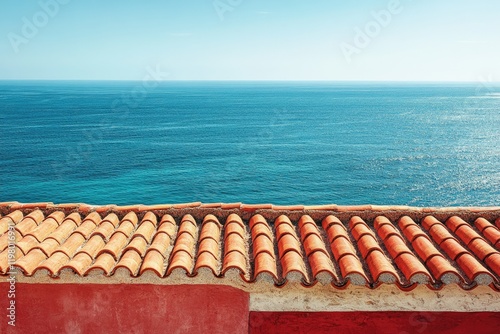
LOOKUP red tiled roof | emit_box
[1,202,499,291]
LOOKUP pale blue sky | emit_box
[1,0,499,81]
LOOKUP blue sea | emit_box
[0,81,499,206]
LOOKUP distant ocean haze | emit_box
[0,81,499,206]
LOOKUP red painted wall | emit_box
[0,283,249,334]
[1,281,499,334]
[250,311,500,334]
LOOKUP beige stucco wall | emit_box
[250,284,500,312]
[14,271,500,312]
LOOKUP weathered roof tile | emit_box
[0,202,499,291]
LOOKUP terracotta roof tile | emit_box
[222,214,248,277]
[350,217,399,283]
[140,250,165,277]
[172,202,202,209]
[254,252,278,281]
[321,215,367,284]
[91,222,115,241]
[299,216,335,283]
[220,202,242,210]
[280,250,307,281]
[57,233,86,258]
[167,214,198,276]
[147,232,171,256]
[0,210,23,234]
[474,218,500,248]
[253,234,275,258]
[16,236,39,255]
[15,210,45,236]
[81,212,102,225]
[25,216,60,242]
[115,249,142,276]
[250,215,277,281]
[36,252,70,276]
[78,235,106,259]
[241,204,273,211]
[125,237,148,257]
[62,253,93,275]
[1,203,499,290]
[86,253,116,276]
[365,251,398,283]
[132,220,156,243]
[15,249,47,275]
[72,219,97,239]
[47,214,80,244]
[34,238,60,257]
[194,215,221,275]
[0,229,19,252]
[99,232,129,260]
[485,253,500,277]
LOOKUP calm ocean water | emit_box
[0,81,499,206]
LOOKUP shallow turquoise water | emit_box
[0,81,499,206]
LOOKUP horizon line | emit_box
[1,79,500,84]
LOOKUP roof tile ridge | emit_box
[10,202,54,210]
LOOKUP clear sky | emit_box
[1,0,499,81]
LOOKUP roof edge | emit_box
[1,201,500,212]
[1,201,499,224]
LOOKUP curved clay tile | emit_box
[77,235,106,259]
[147,232,171,256]
[121,211,139,226]
[421,218,495,285]
[81,212,102,226]
[349,217,398,284]
[194,215,221,276]
[475,218,500,249]
[90,221,115,241]
[275,215,306,283]
[56,233,86,258]
[25,217,60,243]
[222,214,248,277]
[62,252,93,276]
[98,232,129,260]
[14,249,47,276]
[15,218,39,237]
[114,249,142,276]
[36,252,70,276]
[140,250,166,277]
[322,215,367,285]
[34,238,60,257]
[167,215,198,276]
[100,213,120,228]
[86,253,116,276]
[125,237,148,257]
[15,235,39,255]
[113,221,136,238]
[46,219,78,245]
[1,203,499,291]
[73,220,99,239]
[250,215,277,282]
[375,217,431,283]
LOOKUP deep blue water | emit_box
[0,81,499,206]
